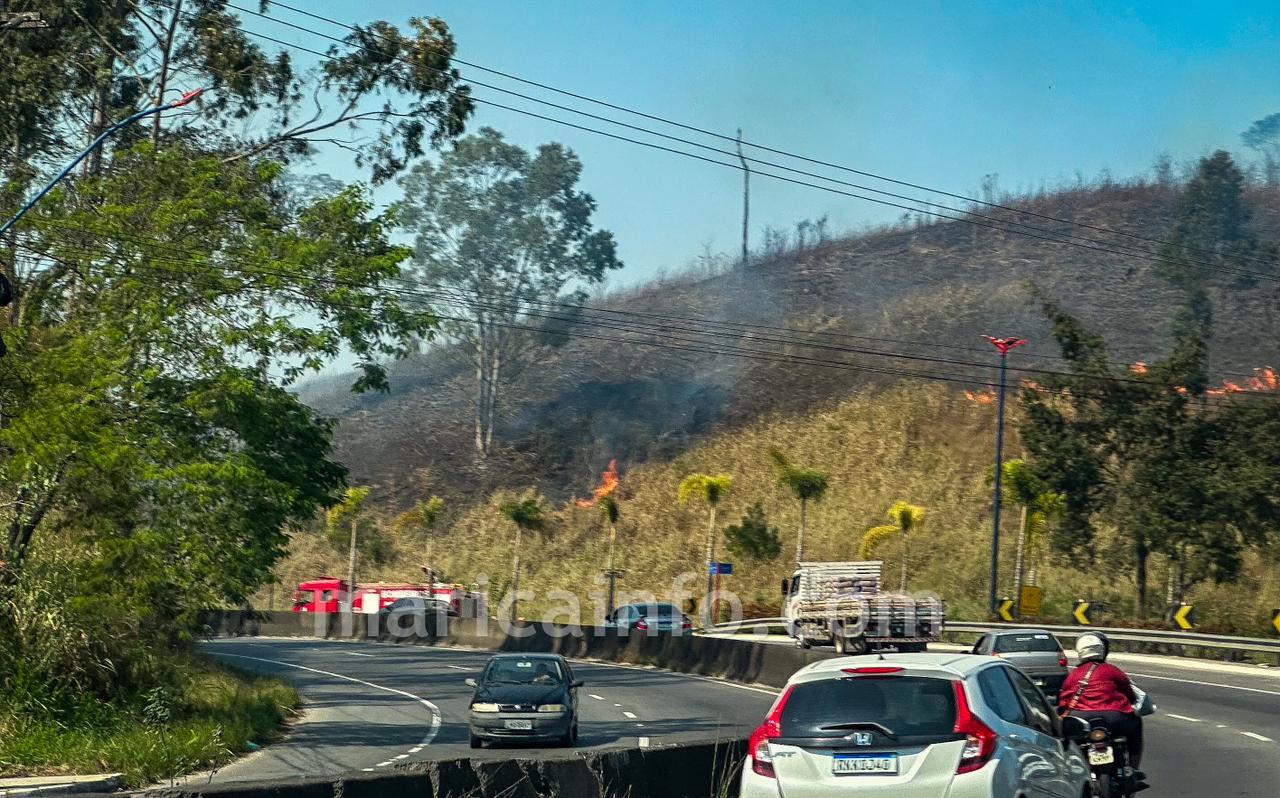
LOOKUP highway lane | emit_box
[198,638,774,783]
[198,637,1280,795]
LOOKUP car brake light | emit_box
[1058,656,1068,667]
[748,685,794,778]
[953,681,997,774]
[682,621,692,629]
[635,619,648,630]
[841,666,905,675]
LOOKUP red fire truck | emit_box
[291,577,486,618]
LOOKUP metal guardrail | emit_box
[708,617,1280,656]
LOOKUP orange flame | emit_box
[575,460,620,508]
[965,388,998,404]
[1207,366,1280,397]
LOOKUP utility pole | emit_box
[346,512,359,610]
[736,129,750,266]
[983,335,1026,616]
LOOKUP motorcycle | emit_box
[1063,686,1156,798]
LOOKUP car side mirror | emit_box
[780,578,789,597]
[572,679,584,688]
[465,678,477,688]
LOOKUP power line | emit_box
[149,0,1280,287]
[17,229,1276,403]
[245,0,1280,272]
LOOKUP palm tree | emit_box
[886,501,926,591]
[859,524,899,560]
[327,486,372,608]
[395,496,445,585]
[991,459,1062,611]
[600,495,621,614]
[499,492,546,621]
[678,473,733,623]
[769,449,829,564]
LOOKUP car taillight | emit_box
[635,619,648,630]
[953,681,997,774]
[841,666,905,675]
[748,685,794,779]
[682,620,692,629]
[1058,656,1068,667]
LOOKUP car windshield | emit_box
[994,634,1061,653]
[483,658,564,685]
[780,676,957,739]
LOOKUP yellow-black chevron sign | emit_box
[1271,608,1280,637]
[1072,600,1092,626]
[1173,603,1196,630]
[997,598,1016,623]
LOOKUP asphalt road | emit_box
[198,638,773,783]
[198,638,1280,796]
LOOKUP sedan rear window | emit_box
[994,634,1061,653]
[780,676,957,738]
[638,604,680,617]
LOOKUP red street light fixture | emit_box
[983,335,1026,616]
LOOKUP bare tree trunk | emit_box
[704,504,718,625]
[900,530,908,592]
[151,0,183,146]
[484,342,501,455]
[346,515,358,610]
[1134,535,1149,618]
[795,497,806,564]
[606,520,617,614]
[736,129,750,266]
[510,523,522,621]
[1013,503,1028,612]
[473,317,488,456]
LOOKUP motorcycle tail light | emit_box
[1089,728,1108,742]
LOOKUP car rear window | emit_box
[639,604,680,616]
[780,676,957,738]
[994,634,1061,653]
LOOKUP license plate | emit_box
[1034,679,1045,686]
[833,753,898,775]
[1088,747,1115,766]
[504,719,533,730]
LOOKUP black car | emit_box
[466,653,582,748]
[377,596,456,637]
[603,602,693,633]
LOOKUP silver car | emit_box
[970,629,1069,696]
[739,653,1088,798]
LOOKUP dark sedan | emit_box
[603,602,693,633]
[466,653,582,748]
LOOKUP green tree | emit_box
[724,503,782,563]
[1242,112,1280,185]
[769,449,829,564]
[678,473,733,622]
[394,496,446,583]
[988,460,1063,604]
[398,128,622,457]
[499,492,546,621]
[886,501,925,591]
[328,487,373,601]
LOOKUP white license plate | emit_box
[504,719,533,730]
[1033,678,1045,686]
[833,754,898,775]
[1088,747,1115,766]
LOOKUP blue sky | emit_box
[260,1,1280,286]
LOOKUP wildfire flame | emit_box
[965,388,998,404]
[575,459,620,508]
[1207,366,1280,397]
[1130,362,1148,375]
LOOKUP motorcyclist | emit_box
[1058,632,1146,784]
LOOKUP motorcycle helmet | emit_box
[1076,631,1109,662]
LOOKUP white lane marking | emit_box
[623,711,637,719]
[375,761,395,768]
[394,754,409,760]
[589,694,606,701]
[1217,724,1227,729]
[1132,672,1280,697]
[1240,731,1274,742]
[583,658,780,696]
[409,746,423,753]
[215,653,444,750]
[638,737,650,748]
[445,664,470,671]
[362,768,375,772]
[1165,713,1203,723]
[614,703,623,707]
[344,651,376,658]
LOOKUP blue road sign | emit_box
[709,562,733,575]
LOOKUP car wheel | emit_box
[469,733,483,749]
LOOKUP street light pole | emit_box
[983,335,1026,616]
[0,88,204,240]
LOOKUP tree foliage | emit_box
[769,448,829,501]
[499,492,547,534]
[859,525,899,560]
[724,503,781,562]
[678,473,733,507]
[398,128,622,456]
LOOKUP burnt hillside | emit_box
[300,180,1280,506]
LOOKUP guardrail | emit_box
[707,617,1280,657]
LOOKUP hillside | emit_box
[300,179,1280,508]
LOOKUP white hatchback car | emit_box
[739,653,1089,798]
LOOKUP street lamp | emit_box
[0,88,204,240]
[983,335,1026,616]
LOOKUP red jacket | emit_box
[1058,662,1137,715]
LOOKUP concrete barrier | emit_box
[85,740,747,798]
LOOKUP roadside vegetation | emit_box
[0,657,298,788]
